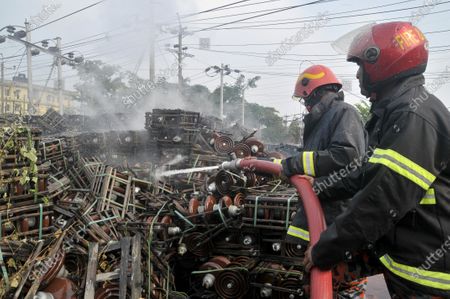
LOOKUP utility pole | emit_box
[149,1,155,82]
[149,38,155,82]
[1,56,4,114]
[205,64,240,121]
[164,19,193,89]
[240,75,261,127]
[177,22,183,87]
[242,89,245,126]
[56,37,64,115]
[25,21,33,112]
[219,63,224,120]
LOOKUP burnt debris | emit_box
[0,109,306,299]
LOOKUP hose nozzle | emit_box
[220,159,242,171]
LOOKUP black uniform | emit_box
[311,75,450,297]
[282,91,367,244]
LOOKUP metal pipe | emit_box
[224,158,333,299]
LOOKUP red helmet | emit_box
[293,65,342,99]
[341,22,428,92]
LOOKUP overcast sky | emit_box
[1,0,450,118]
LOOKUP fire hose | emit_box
[221,158,333,299]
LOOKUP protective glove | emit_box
[281,156,299,177]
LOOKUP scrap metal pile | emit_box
[0,109,307,299]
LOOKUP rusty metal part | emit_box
[184,232,210,256]
[189,198,200,215]
[220,196,233,208]
[232,143,251,158]
[284,242,305,258]
[94,283,121,299]
[244,137,265,155]
[233,193,245,207]
[0,109,314,299]
[215,265,249,299]
[204,195,216,213]
[199,256,231,289]
[42,278,77,299]
[215,170,246,195]
[213,135,234,154]
[274,270,304,299]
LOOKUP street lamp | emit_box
[205,64,240,120]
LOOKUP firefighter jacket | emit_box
[282,91,367,244]
[311,75,450,296]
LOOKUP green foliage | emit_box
[287,119,302,144]
[74,60,297,144]
[354,101,371,123]
[207,75,291,143]
[74,60,130,108]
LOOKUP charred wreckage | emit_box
[0,108,325,299]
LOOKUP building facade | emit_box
[0,74,80,115]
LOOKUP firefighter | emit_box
[281,64,368,298]
[303,22,450,298]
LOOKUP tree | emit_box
[354,101,371,123]
[74,60,130,113]
[207,75,291,143]
[73,60,292,143]
[287,118,302,144]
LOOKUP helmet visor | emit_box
[332,23,376,61]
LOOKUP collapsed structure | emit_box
[0,109,306,299]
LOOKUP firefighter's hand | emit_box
[299,175,314,185]
[303,246,315,272]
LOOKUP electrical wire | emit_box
[195,0,336,32]
[181,0,252,17]
[30,0,108,32]
[182,0,412,25]
[204,2,450,30]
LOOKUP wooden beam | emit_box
[130,233,142,299]
[84,242,99,299]
[119,237,131,299]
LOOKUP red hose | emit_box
[236,159,333,299]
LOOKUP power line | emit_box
[181,0,252,17]
[206,1,450,30]
[181,0,284,20]
[183,0,412,25]
[195,0,336,32]
[30,0,108,31]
